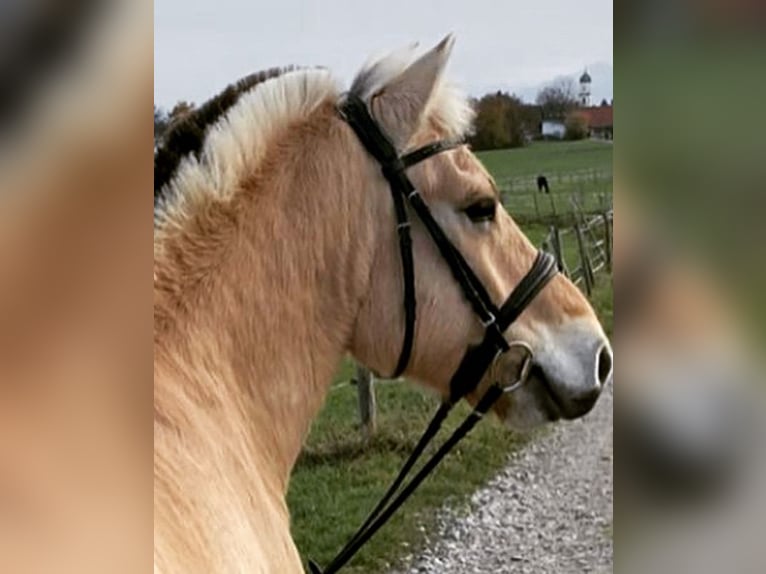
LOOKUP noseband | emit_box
[308,94,558,574]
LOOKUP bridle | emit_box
[308,94,558,574]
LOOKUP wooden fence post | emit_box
[548,192,557,219]
[574,223,594,296]
[570,195,583,226]
[550,224,567,276]
[602,211,612,272]
[355,364,377,439]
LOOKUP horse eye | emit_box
[464,199,496,223]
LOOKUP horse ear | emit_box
[370,34,455,149]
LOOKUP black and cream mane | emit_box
[154,67,295,202]
[152,55,472,232]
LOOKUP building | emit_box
[541,119,566,139]
[574,69,613,139]
[573,102,613,140]
[538,69,613,140]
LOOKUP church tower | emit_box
[579,69,592,107]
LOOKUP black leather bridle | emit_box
[308,94,558,574]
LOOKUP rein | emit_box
[308,94,558,574]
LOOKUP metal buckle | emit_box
[501,341,534,394]
[480,312,496,328]
[397,221,411,230]
[407,189,420,201]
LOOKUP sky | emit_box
[154,0,612,108]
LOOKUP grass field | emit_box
[478,140,613,180]
[288,371,535,573]
[288,141,613,573]
[477,141,613,221]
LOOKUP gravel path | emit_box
[394,386,613,574]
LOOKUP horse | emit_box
[154,36,612,573]
[537,174,550,194]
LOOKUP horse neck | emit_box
[155,112,381,491]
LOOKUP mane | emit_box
[153,67,338,229]
[153,46,474,232]
[154,68,293,198]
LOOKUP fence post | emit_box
[548,193,557,219]
[550,224,567,276]
[355,364,377,439]
[532,189,540,220]
[602,211,612,272]
[574,224,594,296]
[570,195,584,226]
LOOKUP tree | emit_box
[470,91,527,150]
[154,106,169,144]
[518,104,543,140]
[565,112,588,140]
[536,77,578,119]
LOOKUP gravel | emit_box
[393,386,613,574]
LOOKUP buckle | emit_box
[407,189,420,201]
[480,312,496,328]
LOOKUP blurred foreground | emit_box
[617,0,766,572]
[0,1,153,573]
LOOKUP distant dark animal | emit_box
[537,175,550,194]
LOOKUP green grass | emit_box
[477,140,613,180]
[477,141,613,221]
[590,275,614,338]
[288,141,613,573]
[288,381,533,573]
[520,223,584,269]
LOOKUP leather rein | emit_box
[308,94,558,574]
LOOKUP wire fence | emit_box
[498,169,613,222]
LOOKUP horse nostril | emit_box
[596,343,613,386]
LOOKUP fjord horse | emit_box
[154,37,612,573]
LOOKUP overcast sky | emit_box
[155,0,612,108]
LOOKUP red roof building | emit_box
[571,104,613,140]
